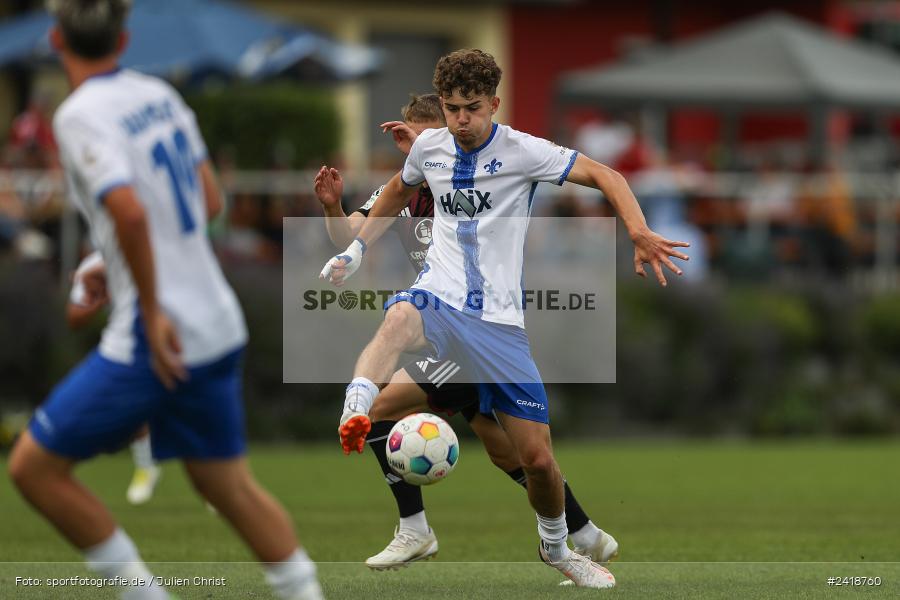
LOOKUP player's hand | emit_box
[80,288,109,312]
[631,228,690,287]
[380,121,418,156]
[313,165,343,209]
[319,238,366,286]
[144,309,187,391]
[79,263,109,307]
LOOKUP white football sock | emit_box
[399,510,429,535]
[83,528,166,600]
[570,520,602,550]
[130,436,155,470]
[264,548,322,600]
[537,512,571,563]
[343,377,379,415]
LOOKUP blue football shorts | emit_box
[386,289,549,424]
[29,346,246,461]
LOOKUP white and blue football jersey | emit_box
[401,123,578,328]
[54,68,247,366]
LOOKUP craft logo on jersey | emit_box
[438,189,492,218]
[516,399,546,411]
[484,158,503,175]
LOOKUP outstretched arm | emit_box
[565,154,689,286]
[313,166,367,248]
[357,172,416,244]
[380,121,418,156]
[319,171,417,285]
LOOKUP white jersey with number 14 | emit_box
[54,68,246,366]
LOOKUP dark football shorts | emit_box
[402,357,492,423]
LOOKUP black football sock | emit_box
[563,479,591,533]
[367,420,425,518]
[506,467,528,489]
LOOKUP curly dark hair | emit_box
[432,49,502,98]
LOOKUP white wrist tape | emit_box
[319,237,366,283]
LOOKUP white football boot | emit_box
[575,529,619,565]
[126,465,161,505]
[539,542,616,589]
[365,527,438,570]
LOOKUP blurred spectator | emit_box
[1,143,62,262]
[738,159,798,271]
[1,90,64,264]
[796,159,857,277]
[741,160,796,231]
[530,189,607,263]
[257,141,322,260]
[222,192,266,262]
[0,142,58,261]
[549,190,592,218]
[574,117,634,169]
[631,148,709,281]
[8,92,58,169]
[0,165,26,253]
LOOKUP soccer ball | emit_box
[386,413,459,486]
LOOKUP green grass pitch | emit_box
[1,441,898,599]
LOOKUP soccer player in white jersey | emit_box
[67,250,161,505]
[315,94,617,570]
[321,49,689,589]
[7,3,323,599]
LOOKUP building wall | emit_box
[249,1,509,175]
[1,1,855,165]
[508,0,839,146]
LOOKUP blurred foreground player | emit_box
[67,250,160,505]
[8,2,323,598]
